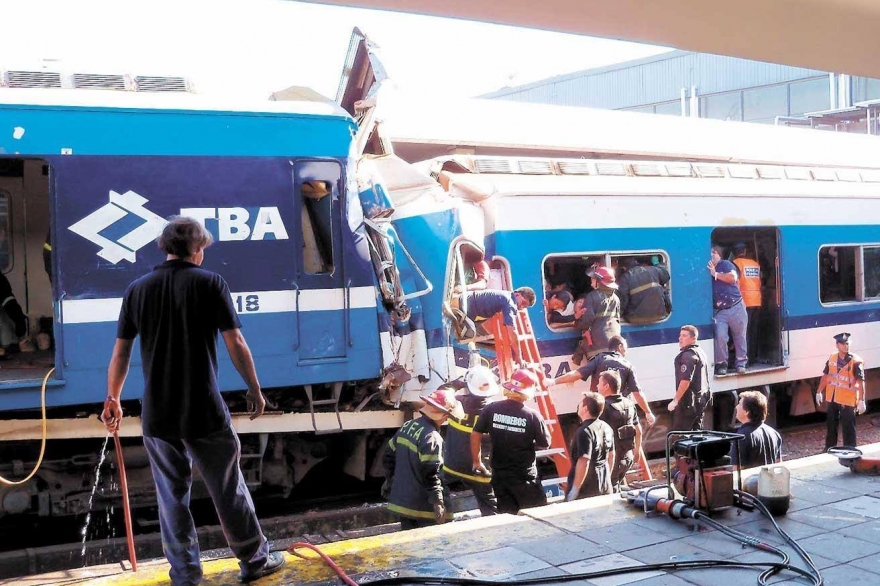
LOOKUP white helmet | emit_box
[465,366,500,397]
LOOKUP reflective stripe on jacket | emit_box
[618,265,669,323]
[733,258,762,308]
[826,353,862,407]
[382,415,452,520]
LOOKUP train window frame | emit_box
[0,189,11,274]
[541,250,672,331]
[300,180,335,275]
[818,243,880,305]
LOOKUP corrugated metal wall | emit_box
[483,50,827,109]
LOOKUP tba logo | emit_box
[68,190,167,264]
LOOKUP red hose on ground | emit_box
[113,432,138,572]
[288,542,359,586]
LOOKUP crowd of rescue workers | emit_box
[89,218,867,584]
[394,242,870,528]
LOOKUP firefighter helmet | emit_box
[420,389,465,420]
[587,266,618,290]
[465,366,500,397]
[502,368,539,399]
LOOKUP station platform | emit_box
[14,441,880,586]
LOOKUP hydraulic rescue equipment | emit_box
[828,446,880,475]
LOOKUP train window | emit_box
[0,191,10,273]
[301,180,334,274]
[818,245,880,303]
[542,251,670,329]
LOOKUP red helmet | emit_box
[420,389,465,420]
[587,266,618,290]
[502,369,538,399]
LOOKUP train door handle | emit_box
[345,278,353,347]
[292,283,301,350]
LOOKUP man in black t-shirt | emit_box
[471,368,551,514]
[101,217,284,585]
[566,392,614,500]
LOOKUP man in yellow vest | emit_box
[816,332,867,449]
[732,243,762,365]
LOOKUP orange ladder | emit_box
[484,310,571,493]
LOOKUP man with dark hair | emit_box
[669,325,711,431]
[596,370,641,491]
[471,369,551,514]
[445,287,537,363]
[617,257,671,324]
[816,332,867,449]
[101,216,285,585]
[545,290,583,326]
[548,335,655,426]
[566,391,614,500]
[708,245,748,375]
[730,391,782,468]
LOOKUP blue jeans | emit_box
[714,302,748,368]
[143,426,268,586]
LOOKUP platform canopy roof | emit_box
[310,0,880,79]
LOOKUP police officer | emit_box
[548,335,656,426]
[566,391,614,500]
[596,370,641,491]
[731,243,762,364]
[816,332,867,449]
[471,369,551,514]
[572,267,621,365]
[669,325,711,431]
[441,367,499,516]
[617,257,671,324]
[382,389,463,529]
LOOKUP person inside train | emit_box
[0,273,34,356]
[731,243,762,365]
[616,256,671,324]
[708,244,747,375]
[544,290,584,326]
[729,390,782,468]
[453,247,490,293]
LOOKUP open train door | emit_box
[711,227,785,374]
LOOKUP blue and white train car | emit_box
[394,154,880,440]
[0,89,460,515]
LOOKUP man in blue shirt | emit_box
[708,245,748,376]
[446,287,536,363]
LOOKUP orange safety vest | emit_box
[825,353,862,407]
[733,258,762,308]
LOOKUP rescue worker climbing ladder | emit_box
[484,309,571,488]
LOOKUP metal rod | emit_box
[113,432,138,572]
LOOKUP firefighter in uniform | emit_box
[816,332,867,449]
[594,370,641,491]
[572,267,621,365]
[669,325,711,431]
[441,366,499,516]
[566,391,614,500]
[617,257,671,324]
[382,389,463,530]
[732,243,762,364]
[471,369,551,514]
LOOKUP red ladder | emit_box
[484,310,571,490]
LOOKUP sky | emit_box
[4,0,670,101]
